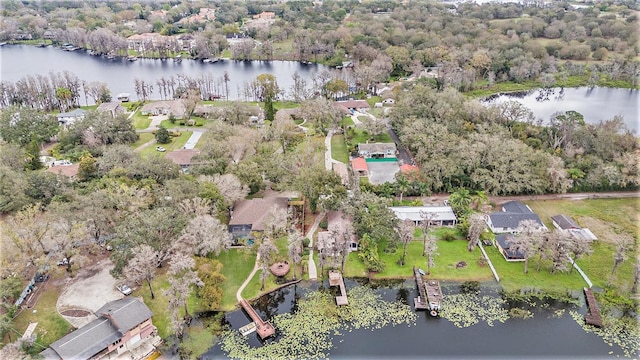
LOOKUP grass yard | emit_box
[6,280,71,349]
[365,96,382,107]
[131,110,152,130]
[134,273,173,339]
[349,128,392,144]
[214,249,256,311]
[331,134,349,163]
[130,132,154,149]
[341,116,354,127]
[140,131,192,156]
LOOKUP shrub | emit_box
[302,238,310,248]
[319,220,328,230]
[440,228,458,242]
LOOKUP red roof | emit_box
[400,164,419,173]
[351,157,368,172]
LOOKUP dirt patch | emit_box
[61,309,92,317]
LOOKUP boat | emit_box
[127,55,138,61]
[37,42,47,47]
[174,55,182,63]
[239,322,257,336]
[203,57,219,63]
[0,42,7,46]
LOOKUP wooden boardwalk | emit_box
[239,299,276,339]
[413,267,443,315]
[413,267,429,310]
[329,270,348,305]
[583,288,603,328]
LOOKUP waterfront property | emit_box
[494,234,525,261]
[389,206,457,226]
[412,267,442,316]
[97,102,127,118]
[583,288,603,328]
[56,109,86,126]
[140,100,186,119]
[317,211,359,255]
[486,201,546,234]
[335,99,370,113]
[40,297,159,360]
[228,195,290,240]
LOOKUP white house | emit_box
[389,206,457,226]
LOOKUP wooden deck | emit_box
[583,288,603,328]
[413,267,443,315]
[329,270,349,305]
[239,299,276,339]
[413,267,429,310]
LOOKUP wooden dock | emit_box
[239,299,276,339]
[413,267,443,315]
[583,288,603,328]
[413,267,429,310]
[329,270,348,305]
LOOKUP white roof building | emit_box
[389,206,457,226]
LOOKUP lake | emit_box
[484,87,639,134]
[0,44,328,102]
[198,279,633,359]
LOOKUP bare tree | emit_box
[3,204,50,276]
[568,235,592,274]
[611,234,632,276]
[424,233,437,275]
[208,173,249,208]
[511,219,545,274]
[164,253,202,338]
[397,219,414,266]
[263,205,289,240]
[174,214,233,257]
[419,210,436,257]
[124,245,160,299]
[466,213,486,252]
[47,203,89,275]
[258,238,278,290]
[287,229,303,279]
[547,229,572,274]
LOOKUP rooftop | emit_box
[229,196,289,231]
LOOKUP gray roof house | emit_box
[141,100,186,119]
[41,297,157,360]
[551,214,597,241]
[56,109,86,126]
[495,234,525,261]
[97,102,127,118]
[486,201,546,234]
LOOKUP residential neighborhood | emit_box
[0,0,638,359]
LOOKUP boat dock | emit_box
[583,288,603,327]
[239,299,276,339]
[329,270,348,305]
[413,267,443,316]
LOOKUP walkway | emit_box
[583,288,603,327]
[324,130,334,171]
[183,130,203,149]
[306,212,324,280]
[236,254,261,302]
[238,298,276,339]
[478,242,500,282]
[328,270,348,305]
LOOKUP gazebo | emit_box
[269,261,290,277]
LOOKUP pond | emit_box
[484,87,639,134]
[193,279,635,359]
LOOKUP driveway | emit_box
[56,259,125,328]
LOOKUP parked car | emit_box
[116,284,132,296]
[156,146,166,152]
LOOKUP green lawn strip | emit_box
[79,105,98,110]
[331,134,348,163]
[273,101,300,110]
[140,131,192,156]
[342,251,368,278]
[8,281,70,349]
[373,240,493,281]
[341,116,354,127]
[215,249,256,311]
[130,132,154,149]
[241,270,279,300]
[366,96,382,107]
[134,274,172,339]
[483,243,587,292]
[576,241,636,291]
[159,117,208,129]
[350,128,392,144]
[132,110,152,130]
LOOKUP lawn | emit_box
[130,132,154,149]
[349,127,392,145]
[140,131,192,156]
[341,116,354,127]
[331,134,349,163]
[131,110,151,130]
[214,248,257,311]
[526,198,638,294]
[160,117,207,129]
[6,279,71,349]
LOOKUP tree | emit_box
[424,233,437,275]
[419,210,435,257]
[2,204,50,277]
[258,238,278,290]
[448,188,472,219]
[253,74,280,120]
[466,213,486,252]
[195,257,226,310]
[512,219,545,274]
[0,107,59,146]
[547,229,572,274]
[24,139,43,171]
[164,253,202,338]
[124,245,160,299]
[263,205,289,240]
[155,126,171,144]
[287,229,303,279]
[174,214,233,257]
[47,203,89,275]
[611,235,632,276]
[397,219,414,266]
[568,235,592,274]
[77,153,98,181]
[395,174,410,203]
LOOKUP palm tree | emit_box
[471,190,489,210]
[448,188,472,218]
[396,174,410,203]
